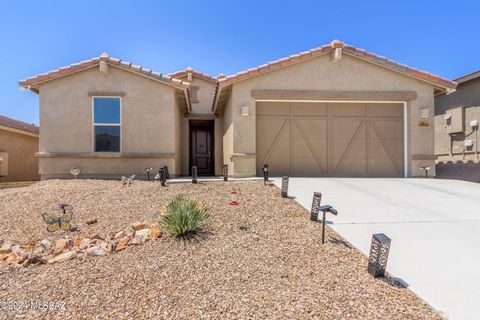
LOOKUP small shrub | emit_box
[160,195,209,237]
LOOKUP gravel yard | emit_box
[0,180,441,319]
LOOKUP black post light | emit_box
[223,164,228,181]
[310,192,322,221]
[368,233,391,278]
[158,168,166,187]
[281,176,289,198]
[163,166,170,180]
[420,166,431,179]
[319,205,338,244]
[262,164,269,186]
[192,166,198,184]
[145,167,153,181]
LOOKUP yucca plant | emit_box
[160,195,209,237]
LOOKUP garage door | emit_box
[256,102,404,177]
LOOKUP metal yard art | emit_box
[42,204,74,232]
[121,175,135,186]
[70,167,80,179]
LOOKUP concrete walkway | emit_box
[273,177,480,320]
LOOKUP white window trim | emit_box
[92,96,122,153]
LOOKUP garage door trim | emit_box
[255,99,408,177]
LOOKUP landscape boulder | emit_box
[47,251,77,264]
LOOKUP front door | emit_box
[190,121,214,175]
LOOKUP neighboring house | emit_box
[435,70,480,182]
[19,40,456,179]
[0,115,39,182]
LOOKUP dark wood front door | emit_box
[190,121,214,175]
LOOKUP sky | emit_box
[1,0,479,125]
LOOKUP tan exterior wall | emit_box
[435,106,480,163]
[222,94,235,175]
[223,54,436,177]
[0,129,39,182]
[37,66,182,178]
[188,77,216,114]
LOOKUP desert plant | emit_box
[160,195,209,237]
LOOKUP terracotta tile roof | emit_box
[0,115,39,135]
[19,53,190,89]
[169,67,218,84]
[217,40,457,90]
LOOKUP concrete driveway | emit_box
[273,178,480,320]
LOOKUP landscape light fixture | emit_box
[158,168,166,187]
[319,204,338,244]
[145,167,153,181]
[368,233,391,278]
[192,166,198,184]
[262,164,269,186]
[223,164,228,181]
[163,166,170,180]
[310,192,322,221]
[281,176,289,198]
[420,166,431,179]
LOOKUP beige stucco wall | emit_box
[189,77,217,114]
[37,65,182,178]
[0,129,39,182]
[223,53,436,177]
[435,106,480,163]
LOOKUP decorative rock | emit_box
[79,238,91,250]
[54,239,73,254]
[115,237,130,251]
[90,234,104,240]
[39,239,52,252]
[47,251,77,264]
[114,230,126,239]
[131,221,148,231]
[86,245,107,257]
[86,218,98,225]
[0,243,12,254]
[130,236,143,245]
[150,224,162,240]
[107,242,116,253]
[5,251,26,264]
[136,228,151,240]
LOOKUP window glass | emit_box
[95,126,120,152]
[93,97,120,124]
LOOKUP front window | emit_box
[93,97,121,152]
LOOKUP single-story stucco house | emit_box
[19,40,457,179]
[435,70,480,182]
[0,115,39,182]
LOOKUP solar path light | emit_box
[281,176,289,198]
[262,164,269,186]
[319,204,338,244]
[368,233,391,278]
[420,166,431,178]
[163,166,170,179]
[192,166,198,184]
[223,164,228,181]
[310,192,322,221]
[158,168,166,187]
[145,167,153,181]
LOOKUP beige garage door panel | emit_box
[256,101,404,177]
